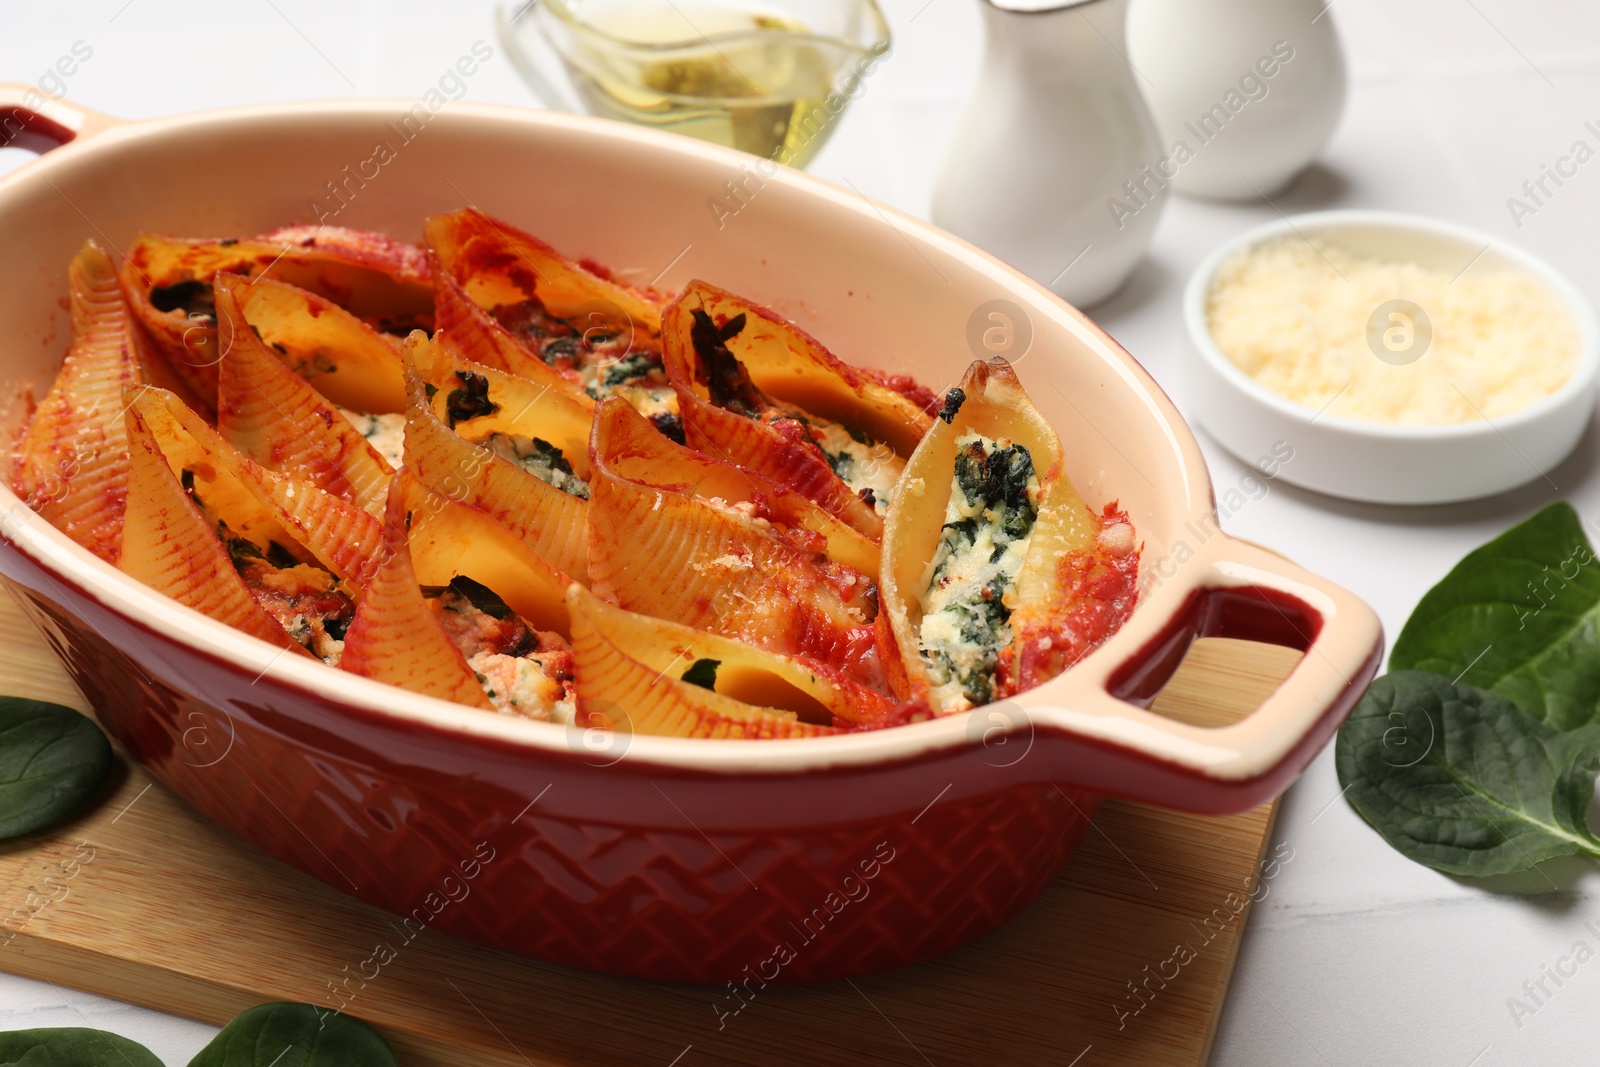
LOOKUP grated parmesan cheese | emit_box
[1205,236,1580,425]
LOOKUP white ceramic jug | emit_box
[931,0,1166,308]
[1126,0,1347,199]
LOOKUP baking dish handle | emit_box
[0,84,121,160]
[1019,536,1382,815]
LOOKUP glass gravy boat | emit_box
[497,0,890,168]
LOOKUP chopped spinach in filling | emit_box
[686,308,903,511]
[689,309,763,418]
[494,296,667,402]
[148,279,214,319]
[917,433,1040,710]
[218,521,353,666]
[808,418,904,515]
[681,658,720,690]
[600,350,663,389]
[937,387,966,425]
[445,370,499,427]
[479,433,590,499]
[650,410,687,444]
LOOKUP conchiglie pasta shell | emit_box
[401,335,588,579]
[881,358,1098,709]
[119,228,431,407]
[586,399,879,677]
[222,274,407,414]
[238,458,384,587]
[15,241,142,563]
[424,208,662,344]
[661,283,904,539]
[339,477,493,710]
[594,392,879,582]
[568,584,893,729]
[670,280,932,454]
[124,386,315,564]
[399,472,573,637]
[214,275,393,515]
[431,268,590,396]
[251,224,433,327]
[119,400,309,654]
[412,338,594,478]
[127,385,382,585]
[566,585,833,739]
[679,386,880,539]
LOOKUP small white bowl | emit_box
[1183,209,1600,505]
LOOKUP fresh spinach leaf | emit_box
[1336,671,1600,876]
[1390,501,1600,730]
[188,1002,396,1067]
[681,659,720,690]
[0,1027,162,1066]
[0,698,113,839]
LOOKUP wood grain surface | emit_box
[0,587,1299,1066]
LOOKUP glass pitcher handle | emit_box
[496,0,587,114]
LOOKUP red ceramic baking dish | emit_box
[0,87,1382,984]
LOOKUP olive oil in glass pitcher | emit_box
[498,0,890,168]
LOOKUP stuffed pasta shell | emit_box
[341,476,576,720]
[568,584,904,738]
[585,397,881,684]
[120,225,432,408]
[13,241,146,563]
[424,208,674,420]
[121,386,377,662]
[661,280,934,539]
[882,359,1139,715]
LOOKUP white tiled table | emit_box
[4,2,1600,1063]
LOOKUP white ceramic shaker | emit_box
[1125,0,1347,199]
[931,0,1166,308]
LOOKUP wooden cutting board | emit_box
[0,587,1296,1066]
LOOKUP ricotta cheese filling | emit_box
[194,483,354,667]
[611,381,679,420]
[750,399,904,513]
[429,582,576,721]
[490,296,671,408]
[477,432,590,499]
[222,533,353,666]
[916,432,1040,712]
[468,651,577,724]
[338,409,406,468]
[806,417,904,514]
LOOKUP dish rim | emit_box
[1182,207,1600,441]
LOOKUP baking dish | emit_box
[0,87,1381,983]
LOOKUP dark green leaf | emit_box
[1336,671,1600,876]
[0,698,113,839]
[444,369,499,428]
[0,1027,162,1066]
[681,659,720,691]
[447,575,515,620]
[1390,501,1600,730]
[188,1002,397,1067]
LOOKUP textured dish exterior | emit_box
[8,560,1096,983]
[0,101,1380,982]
